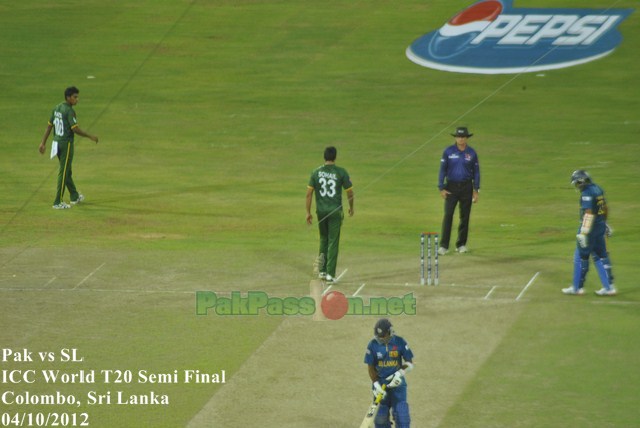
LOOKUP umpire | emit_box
[437,127,480,255]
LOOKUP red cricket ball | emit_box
[321,291,349,320]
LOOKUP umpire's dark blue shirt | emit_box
[438,144,480,190]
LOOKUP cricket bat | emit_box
[358,384,386,428]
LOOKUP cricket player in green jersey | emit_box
[306,146,354,283]
[39,86,99,209]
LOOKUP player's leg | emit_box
[572,248,582,289]
[602,236,615,286]
[565,247,588,294]
[592,256,611,288]
[439,189,458,252]
[575,246,590,287]
[64,143,79,202]
[389,385,410,428]
[374,404,392,428]
[392,401,411,428]
[592,231,616,294]
[602,254,614,286]
[53,142,71,206]
[317,212,330,275]
[456,184,473,249]
[325,211,343,279]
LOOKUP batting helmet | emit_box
[374,318,394,343]
[571,170,592,190]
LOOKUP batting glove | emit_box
[385,370,404,388]
[605,223,614,237]
[372,381,386,399]
[576,234,588,248]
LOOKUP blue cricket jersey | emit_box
[578,183,607,233]
[364,335,414,381]
[438,144,480,190]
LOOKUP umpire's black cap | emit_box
[451,127,473,138]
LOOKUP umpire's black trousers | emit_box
[440,180,473,250]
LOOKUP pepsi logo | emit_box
[406,0,633,74]
[440,1,502,37]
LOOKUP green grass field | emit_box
[1,1,639,427]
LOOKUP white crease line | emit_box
[591,300,640,305]
[353,283,366,297]
[0,287,540,304]
[484,285,497,300]
[73,262,106,289]
[516,272,540,301]
[43,277,57,287]
[335,268,348,282]
[1,287,218,295]
[322,285,333,296]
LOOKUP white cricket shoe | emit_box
[318,272,327,280]
[71,194,85,205]
[562,286,584,295]
[325,274,337,284]
[595,287,617,296]
[52,202,71,209]
[437,247,448,256]
[456,246,468,253]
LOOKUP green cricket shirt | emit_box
[49,102,77,144]
[308,164,353,214]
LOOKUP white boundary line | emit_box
[516,272,540,301]
[73,262,106,289]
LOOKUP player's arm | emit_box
[603,203,613,236]
[72,125,99,143]
[38,123,53,155]
[346,187,354,216]
[581,209,594,233]
[305,186,314,225]
[438,154,450,198]
[601,197,609,221]
[473,153,480,190]
[368,364,386,399]
[472,154,480,203]
[368,364,378,382]
[401,360,414,373]
[576,208,594,248]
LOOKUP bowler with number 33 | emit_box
[306,146,354,284]
[364,318,414,428]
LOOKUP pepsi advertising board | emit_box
[406,0,633,74]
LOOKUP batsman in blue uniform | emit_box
[562,170,616,296]
[364,319,414,428]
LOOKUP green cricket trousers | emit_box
[317,210,344,278]
[54,141,80,205]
